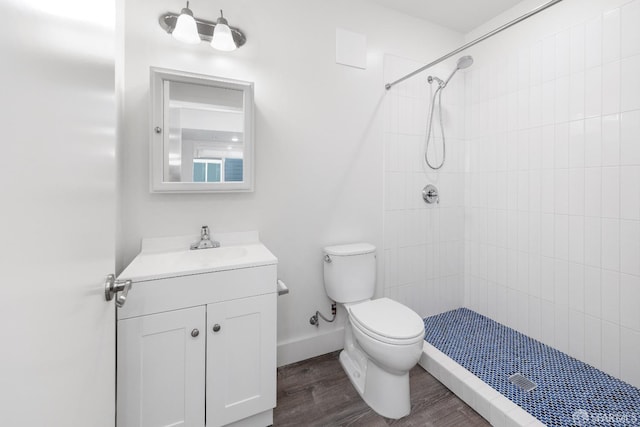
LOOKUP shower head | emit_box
[456,55,474,70]
[443,55,474,87]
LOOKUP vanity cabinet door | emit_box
[206,294,277,427]
[117,306,206,427]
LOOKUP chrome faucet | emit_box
[190,225,220,250]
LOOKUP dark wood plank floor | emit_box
[274,351,490,427]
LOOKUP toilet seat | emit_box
[348,298,425,345]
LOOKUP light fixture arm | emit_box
[159,12,246,47]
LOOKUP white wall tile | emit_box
[620,327,640,388]
[620,166,640,220]
[621,0,640,58]
[620,55,640,112]
[570,24,585,74]
[529,254,541,297]
[584,168,602,216]
[530,85,542,128]
[601,320,620,377]
[541,170,555,214]
[585,16,603,68]
[584,216,602,267]
[601,167,620,218]
[555,75,570,123]
[531,41,542,87]
[385,248,399,287]
[584,117,602,167]
[620,110,640,165]
[601,269,620,324]
[602,8,621,64]
[542,35,556,83]
[620,273,640,331]
[554,305,569,353]
[542,82,556,126]
[601,218,620,271]
[540,299,555,347]
[555,170,569,215]
[585,66,602,118]
[569,309,585,360]
[569,120,585,168]
[568,262,584,312]
[555,214,569,260]
[568,170,585,216]
[584,266,602,318]
[540,213,555,258]
[601,114,620,166]
[568,216,584,264]
[601,61,620,116]
[519,47,531,90]
[554,122,569,168]
[528,296,541,341]
[620,220,640,276]
[555,259,570,306]
[569,71,585,121]
[540,256,555,301]
[584,315,602,369]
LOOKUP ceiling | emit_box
[367,0,524,33]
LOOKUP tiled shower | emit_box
[383,0,640,389]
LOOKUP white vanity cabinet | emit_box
[116,239,278,427]
[117,306,207,427]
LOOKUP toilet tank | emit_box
[323,243,376,303]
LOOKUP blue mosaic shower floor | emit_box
[423,308,640,427]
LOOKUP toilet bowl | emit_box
[323,243,426,419]
[340,298,425,419]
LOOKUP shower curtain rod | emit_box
[384,0,564,90]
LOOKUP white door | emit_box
[117,307,206,427]
[0,1,116,426]
[206,294,277,427]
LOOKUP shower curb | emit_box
[419,342,546,427]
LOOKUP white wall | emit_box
[463,0,640,387]
[118,0,462,365]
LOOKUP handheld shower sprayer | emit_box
[424,55,473,170]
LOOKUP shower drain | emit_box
[509,373,537,392]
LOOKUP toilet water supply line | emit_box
[310,302,337,327]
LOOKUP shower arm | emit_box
[384,0,564,90]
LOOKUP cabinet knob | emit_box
[191,329,200,338]
[212,324,221,332]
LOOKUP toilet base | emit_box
[339,340,412,419]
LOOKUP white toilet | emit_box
[323,243,425,419]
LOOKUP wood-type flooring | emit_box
[274,351,490,427]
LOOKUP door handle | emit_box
[104,274,132,308]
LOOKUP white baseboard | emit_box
[277,327,344,367]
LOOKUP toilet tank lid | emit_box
[324,243,376,256]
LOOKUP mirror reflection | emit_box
[165,82,245,184]
[150,68,254,193]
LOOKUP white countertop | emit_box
[119,232,278,282]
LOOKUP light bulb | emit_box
[172,2,200,44]
[211,10,237,51]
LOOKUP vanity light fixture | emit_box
[171,2,200,44]
[210,10,236,51]
[159,5,246,51]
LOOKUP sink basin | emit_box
[119,242,277,282]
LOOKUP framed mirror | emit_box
[150,67,254,192]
